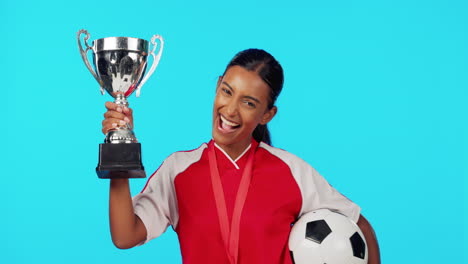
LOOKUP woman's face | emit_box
[212,65,277,156]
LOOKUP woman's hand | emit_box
[102,102,134,135]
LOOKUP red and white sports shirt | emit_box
[133,140,360,264]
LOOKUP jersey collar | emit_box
[213,140,253,170]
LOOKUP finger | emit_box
[102,119,128,134]
[105,102,132,118]
[102,120,117,134]
[123,106,133,115]
[103,118,128,127]
[104,112,131,124]
[102,125,118,135]
[104,110,127,120]
[119,107,133,124]
[105,101,119,111]
[123,106,129,114]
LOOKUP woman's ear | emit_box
[260,106,278,125]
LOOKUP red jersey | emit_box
[133,140,360,264]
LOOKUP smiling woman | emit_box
[220,49,284,145]
[212,65,278,160]
[102,49,380,264]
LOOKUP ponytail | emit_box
[253,124,271,145]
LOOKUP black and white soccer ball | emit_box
[289,209,368,264]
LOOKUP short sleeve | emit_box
[132,156,179,245]
[132,143,208,245]
[296,162,361,223]
[259,143,361,223]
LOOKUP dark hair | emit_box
[223,48,284,145]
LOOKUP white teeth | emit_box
[220,115,239,127]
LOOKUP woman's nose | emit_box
[226,100,238,116]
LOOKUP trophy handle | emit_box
[77,29,105,95]
[136,35,164,97]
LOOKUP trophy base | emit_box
[96,143,146,179]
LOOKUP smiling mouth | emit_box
[218,114,240,133]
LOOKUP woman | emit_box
[102,49,380,263]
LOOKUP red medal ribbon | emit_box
[209,139,258,264]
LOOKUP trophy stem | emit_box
[104,93,136,144]
[114,93,129,107]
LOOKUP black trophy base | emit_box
[96,143,146,179]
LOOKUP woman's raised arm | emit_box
[103,102,147,249]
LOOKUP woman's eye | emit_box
[222,88,232,95]
[244,101,256,108]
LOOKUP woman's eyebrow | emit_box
[244,95,260,103]
[222,81,234,91]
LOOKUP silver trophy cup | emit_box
[77,29,164,178]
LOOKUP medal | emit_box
[209,140,258,264]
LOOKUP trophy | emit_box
[77,29,164,179]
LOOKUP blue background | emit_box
[2,0,466,263]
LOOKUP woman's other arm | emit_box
[357,214,381,264]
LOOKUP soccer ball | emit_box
[289,209,368,264]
